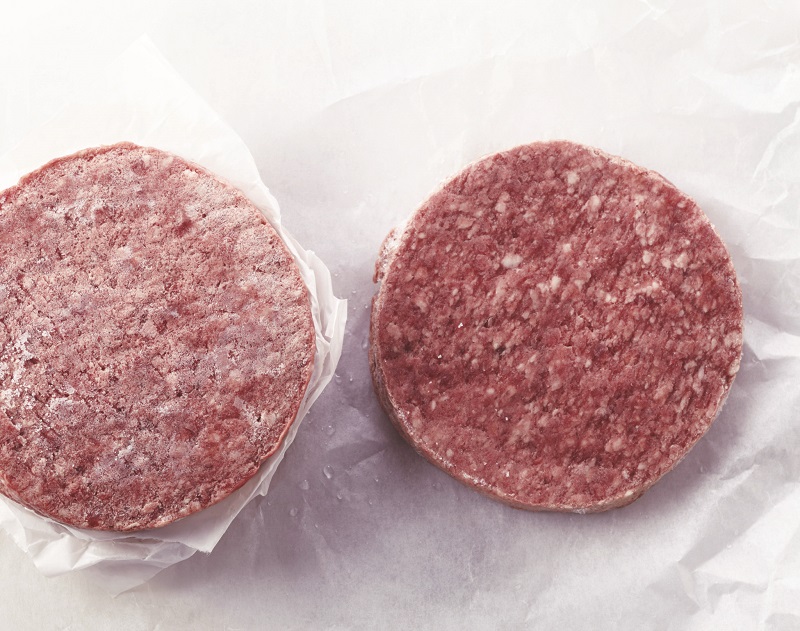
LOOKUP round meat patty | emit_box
[370,140,743,512]
[0,142,315,531]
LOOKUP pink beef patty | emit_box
[0,143,315,531]
[370,140,743,512]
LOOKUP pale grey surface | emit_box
[2,1,800,629]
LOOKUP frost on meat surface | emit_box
[370,140,743,512]
[0,143,315,531]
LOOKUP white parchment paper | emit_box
[0,37,347,594]
[1,3,800,628]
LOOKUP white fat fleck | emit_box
[562,243,573,253]
[674,251,690,269]
[182,169,197,179]
[605,436,624,452]
[624,489,635,497]
[642,250,653,264]
[585,359,592,368]
[47,396,73,412]
[584,195,602,213]
[661,257,672,269]
[0,389,16,407]
[654,381,672,401]
[114,245,133,260]
[456,216,473,230]
[414,297,428,313]
[486,387,496,395]
[141,153,152,166]
[724,331,742,348]
[550,275,562,290]
[457,322,464,329]
[14,332,30,351]
[494,191,510,212]
[117,442,134,459]
[502,254,523,269]
[566,171,580,186]
[446,448,454,458]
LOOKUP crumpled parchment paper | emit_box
[1,2,800,627]
[0,36,347,595]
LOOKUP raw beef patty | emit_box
[370,140,743,512]
[0,142,315,531]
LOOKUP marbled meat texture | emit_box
[0,143,315,531]
[371,140,743,512]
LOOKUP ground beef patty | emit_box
[0,143,315,531]
[370,140,743,512]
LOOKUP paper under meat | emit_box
[0,36,347,595]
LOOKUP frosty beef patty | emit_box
[0,143,315,531]
[371,140,743,511]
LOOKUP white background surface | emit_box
[2,1,800,629]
